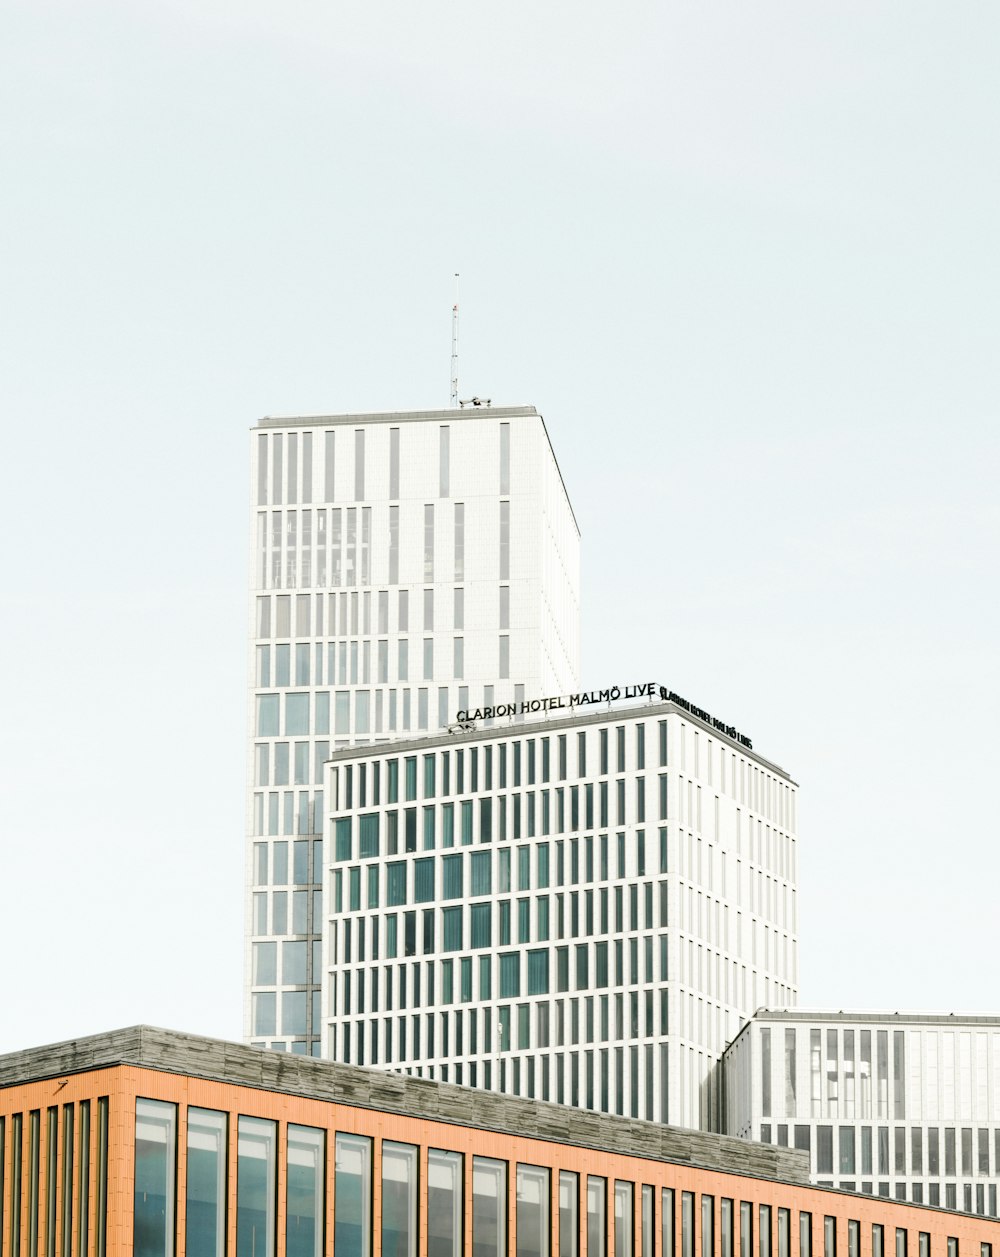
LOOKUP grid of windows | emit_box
[727,1015,1000,1216]
[326,705,798,1131]
[248,409,582,1055]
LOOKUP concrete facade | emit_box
[246,406,581,1056]
[724,1011,1000,1217]
[317,692,798,1132]
[4,1024,1000,1257]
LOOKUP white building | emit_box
[723,1010,1000,1216]
[315,689,799,1131]
[246,405,581,1054]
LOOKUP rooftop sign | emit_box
[455,682,752,749]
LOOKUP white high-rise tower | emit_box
[246,406,581,1053]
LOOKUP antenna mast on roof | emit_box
[450,273,459,408]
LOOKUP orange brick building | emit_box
[2,1027,999,1257]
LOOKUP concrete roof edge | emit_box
[0,1025,808,1185]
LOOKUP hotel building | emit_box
[3,1023,998,1257]
[314,690,799,1132]
[723,1012,1000,1216]
[246,406,581,1056]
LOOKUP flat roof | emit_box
[0,1025,808,1185]
[327,694,794,783]
[255,405,538,428]
[745,1009,1000,1027]
[251,404,579,537]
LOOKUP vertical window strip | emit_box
[500,422,510,494]
[11,1113,24,1255]
[324,431,335,501]
[28,1109,40,1257]
[45,1109,57,1257]
[354,429,365,501]
[78,1101,90,1257]
[301,431,312,504]
[424,505,435,581]
[257,433,268,505]
[499,501,510,580]
[439,425,450,497]
[389,427,400,499]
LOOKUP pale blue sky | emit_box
[1,1,997,1051]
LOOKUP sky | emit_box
[1,1,998,1054]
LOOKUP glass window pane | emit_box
[681,1193,694,1257]
[740,1203,753,1257]
[428,1150,463,1257]
[474,1157,507,1257]
[721,1200,734,1257]
[186,1109,226,1257]
[287,1125,324,1257]
[800,1216,812,1257]
[642,1187,654,1257]
[560,1172,579,1257]
[517,1165,551,1257]
[702,1198,714,1257]
[588,1177,607,1257]
[134,1099,176,1257]
[335,1134,371,1257]
[237,1116,276,1257]
[760,1206,771,1257]
[662,1189,675,1257]
[383,1142,418,1257]
[616,1182,634,1257]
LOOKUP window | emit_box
[662,1190,675,1257]
[354,430,365,499]
[528,950,549,995]
[439,426,450,496]
[517,1166,550,1257]
[335,1134,371,1257]
[389,427,400,497]
[740,1203,752,1257]
[471,852,492,895]
[473,1158,507,1257]
[800,1216,812,1257]
[500,952,520,996]
[424,504,434,580]
[359,814,379,859]
[237,1117,276,1257]
[443,855,463,899]
[499,501,510,579]
[428,1150,463,1257]
[186,1109,227,1257]
[414,859,435,903]
[588,1179,607,1257]
[387,863,406,906]
[617,1183,635,1257]
[721,1200,734,1257]
[560,1172,579,1257]
[383,1143,417,1257]
[135,1099,177,1257]
[681,1193,694,1257]
[701,1197,714,1257]
[443,907,463,951]
[453,504,465,582]
[287,1125,324,1257]
[257,695,279,736]
[471,903,491,948]
[778,1211,790,1257]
